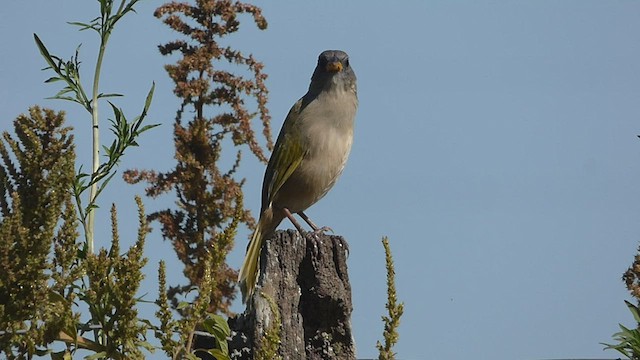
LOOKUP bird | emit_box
[238,50,358,303]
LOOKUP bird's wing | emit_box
[261,98,307,211]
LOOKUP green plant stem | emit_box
[86,2,118,254]
[87,11,110,351]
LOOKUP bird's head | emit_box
[310,50,356,92]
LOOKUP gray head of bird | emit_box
[309,50,357,93]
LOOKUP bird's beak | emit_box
[325,61,343,73]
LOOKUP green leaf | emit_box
[137,297,156,304]
[34,348,52,357]
[77,242,88,260]
[604,302,640,358]
[177,301,190,310]
[137,340,156,352]
[67,21,93,30]
[207,349,230,360]
[47,96,83,104]
[102,144,112,157]
[184,353,199,360]
[97,92,123,98]
[50,350,68,360]
[108,101,124,123]
[202,321,227,343]
[54,87,75,97]
[45,77,63,83]
[143,82,155,112]
[34,34,59,73]
[99,0,109,17]
[202,314,230,355]
[129,82,155,133]
[625,300,640,323]
[136,123,161,135]
[85,351,108,360]
[208,313,231,337]
[48,289,68,305]
[92,171,117,199]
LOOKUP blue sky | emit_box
[2,1,640,359]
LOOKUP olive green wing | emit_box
[261,99,306,211]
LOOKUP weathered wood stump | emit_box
[227,229,355,360]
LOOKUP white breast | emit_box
[298,87,357,201]
[271,85,358,213]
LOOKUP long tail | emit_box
[238,209,280,303]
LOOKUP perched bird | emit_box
[238,50,358,303]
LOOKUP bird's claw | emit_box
[303,231,322,256]
[303,229,349,258]
[312,225,333,236]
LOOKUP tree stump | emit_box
[227,229,355,360]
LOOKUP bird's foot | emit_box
[311,225,333,237]
[302,228,349,258]
[304,226,333,255]
[302,230,322,256]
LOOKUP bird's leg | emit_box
[297,211,319,230]
[282,207,307,235]
[283,208,323,254]
[298,211,333,234]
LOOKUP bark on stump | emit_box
[228,229,355,360]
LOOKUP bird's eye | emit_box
[345,59,350,67]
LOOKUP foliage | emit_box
[603,301,640,360]
[0,1,160,358]
[0,107,79,357]
[124,0,272,315]
[624,242,640,300]
[0,107,153,358]
[155,260,231,360]
[2,0,275,358]
[200,312,232,360]
[79,198,152,358]
[376,237,404,360]
[605,240,640,359]
[34,0,158,254]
